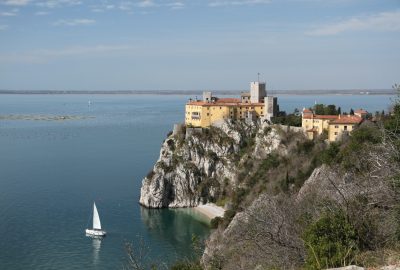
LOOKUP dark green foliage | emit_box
[350,125,382,145]
[271,114,302,127]
[167,130,173,137]
[263,126,272,135]
[296,140,315,154]
[146,170,155,179]
[303,210,359,269]
[170,261,202,270]
[337,124,382,170]
[205,150,219,162]
[210,216,223,229]
[313,104,339,115]
[157,161,174,173]
[320,142,340,165]
[280,170,292,192]
[314,104,325,115]
[166,139,175,151]
[248,154,280,187]
[238,134,256,158]
[231,188,247,210]
[223,209,236,226]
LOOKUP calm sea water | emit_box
[0,94,393,269]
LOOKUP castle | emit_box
[185,82,278,128]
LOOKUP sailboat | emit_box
[85,202,106,237]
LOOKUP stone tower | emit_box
[250,81,266,103]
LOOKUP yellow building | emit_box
[185,98,265,128]
[185,82,278,128]
[302,109,338,140]
[328,115,363,142]
[302,108,365,142]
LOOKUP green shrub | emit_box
[146,170,155,179]
[350,125,381,145]
[302,210,359,269]
[210,216,223,229]
[170,260,202,270]
[297,140,315,154]
[320,142,340,165]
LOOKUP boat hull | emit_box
[85,229,106,237]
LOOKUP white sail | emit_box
[92,202,102,230]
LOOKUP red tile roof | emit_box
[303,114,339,119]
[303,108,312,113]
[330,115,363,124]
[187,97,263,107]
[217,98,241,103]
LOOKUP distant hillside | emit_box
[0,89,395,95]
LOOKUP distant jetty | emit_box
[0,89,395,95]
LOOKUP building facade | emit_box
[301,108,365,142]
[185,82,277,128]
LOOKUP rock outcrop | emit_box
[139,121,284,208]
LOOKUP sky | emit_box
[0,0,399,91]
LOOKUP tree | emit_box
[314,104,325,115]
[338,107,342,115]
[303,210,358,269]
[324,104,337,115]
[350,108,354,115]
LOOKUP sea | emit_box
[0,93,394,269]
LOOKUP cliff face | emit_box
[139,121,284,208]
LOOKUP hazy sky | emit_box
[0,0,399,91]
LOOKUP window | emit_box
[334,132,338,135]
[335,125,339,128]
[220,107,222,109]
[344,126,347,131]
[207,113,209,116]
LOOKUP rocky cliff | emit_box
[139,121,285,208]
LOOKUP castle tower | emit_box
[250,81,266,103]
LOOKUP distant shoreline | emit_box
[0,89,395,95]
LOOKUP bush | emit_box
[320,142,340,165]
[170,260,202,270]
[302,210,359,269]
[210,216,223,229]
[146,170,155,179]
[350,125,381,145]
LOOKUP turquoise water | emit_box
[0,95,209,269]
[0,94,393,269]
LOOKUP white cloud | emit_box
[0,44,136,63]
[54,18,95,26]
[36,0,82,8]
[35,10,49,15]
[208,0,271,7]
[307,10,400,36]
[167,1,184,10]
[37,44,135,56]
[137,0,156,8]
[0,11,17,16]
[1,0,30,6]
